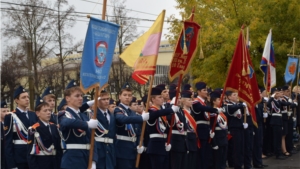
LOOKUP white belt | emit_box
[272,113,282,117]
[116,135,136,142]
[149,133,167,138]
[66,144,90,150]
[196,120,210,125]
[13,140,27,145]
[281,111,287,114]
[172,130,187,135]
[95,137,113,144]
[35,150,56,156]
[215,127,227,130]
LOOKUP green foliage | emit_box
[166,0,300,88]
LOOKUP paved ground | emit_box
[261,149,300,169]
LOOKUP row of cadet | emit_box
[1,80,300,169]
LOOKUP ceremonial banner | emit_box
[284,57,298,83]
[120,10,165,84]
[80,17,119,93]
[168,21,201,81]
[260,30,276,94]
[224,29,261,126]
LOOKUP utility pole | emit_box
[26,39,35,110]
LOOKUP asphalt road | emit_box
[261,149,300,169]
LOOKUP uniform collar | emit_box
[120,103,129,110]
[67,106,80,114]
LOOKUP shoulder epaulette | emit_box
[192,100,199,104]
[31,123,40,129]
[58,110,66,117]
[150,108,158,111]
[49,122,54,125]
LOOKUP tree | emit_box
[1,45,27,110]
[108,0,141,97]
[167,0,300,88]
[2,0,56,96]
[52,0,77,90]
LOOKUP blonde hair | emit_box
[293,86,300,93]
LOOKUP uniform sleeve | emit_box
[58,115,89,131]
[224,104,244,116]
[114,108,143,124]
[192,102,218,113]
[149,108,174,121]
[4,114,17,168]
[79,102,90,113]
[27,130,39,169]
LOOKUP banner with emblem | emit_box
[223,27,260,127]
[80,17,120,93]
[168,21,201,81]
[284,56,298,83]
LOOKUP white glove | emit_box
[264,97,269,102]
[91,161,96,169]
[293,117,296,122]
[253,132,255,135]
[294,102,298,106]
[137,146,145,154]
[288,98,293,103]
[263,112,268,118]
[288,111,292,117]
[87,100,95,107]
[271,93,276,98]
[216,108,223,113]
[141,113,149,121]
[165,143,172,151]
[170,97,176,105]
[243,123,248,129]
[242,102,247,107]
[212,145,219,150]
[209,130,215,138]
[87,119,98,129]
[171,105,180,113]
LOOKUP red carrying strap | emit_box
[183,109,201,148]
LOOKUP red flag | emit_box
[224,29,260,127]
[168,21,201,81]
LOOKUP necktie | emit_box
[47,124,52,134]
[104,112,109,124]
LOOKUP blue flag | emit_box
[284,56,298,84]
[80,17,119,93]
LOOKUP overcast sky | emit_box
[0,0,181,59]
[68,0,181,42]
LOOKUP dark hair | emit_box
[43,94,56,101]
[64,86,83,98]
[15,92,27,100]
[120,88,132,95]
[225,91,234,97]
[35,102,50,112]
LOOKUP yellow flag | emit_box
[120,10,165,84]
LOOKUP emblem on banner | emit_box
[95,41,108,68]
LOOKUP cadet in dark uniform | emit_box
[42,87,58,124]
[191,82,221,169]
[114,83,150,169]
[156,84,170,109]
[282,86,298,155]
[243,102,254,169]
[129,97,138,112]
[108,99,116,114]
[267,88,286,160]
[27,98,62,169]
[94,90,116,169]
[253,89,268,168]
[262,88,273,157]
[57,98,67,112]
[4,86,38,169]
[146,87,177,169]
[223,90,248,169]
[210,91,228,169]
[181,90,199,169]
[58,80,99,169]
[170,90,188,169]
[1,101,9,169]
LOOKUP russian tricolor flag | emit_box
[260,29,276,94]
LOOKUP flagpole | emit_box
[135,76,154,167]
[88,1,107,168]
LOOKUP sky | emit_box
[0,0,182,58]
[68,0,181,42]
